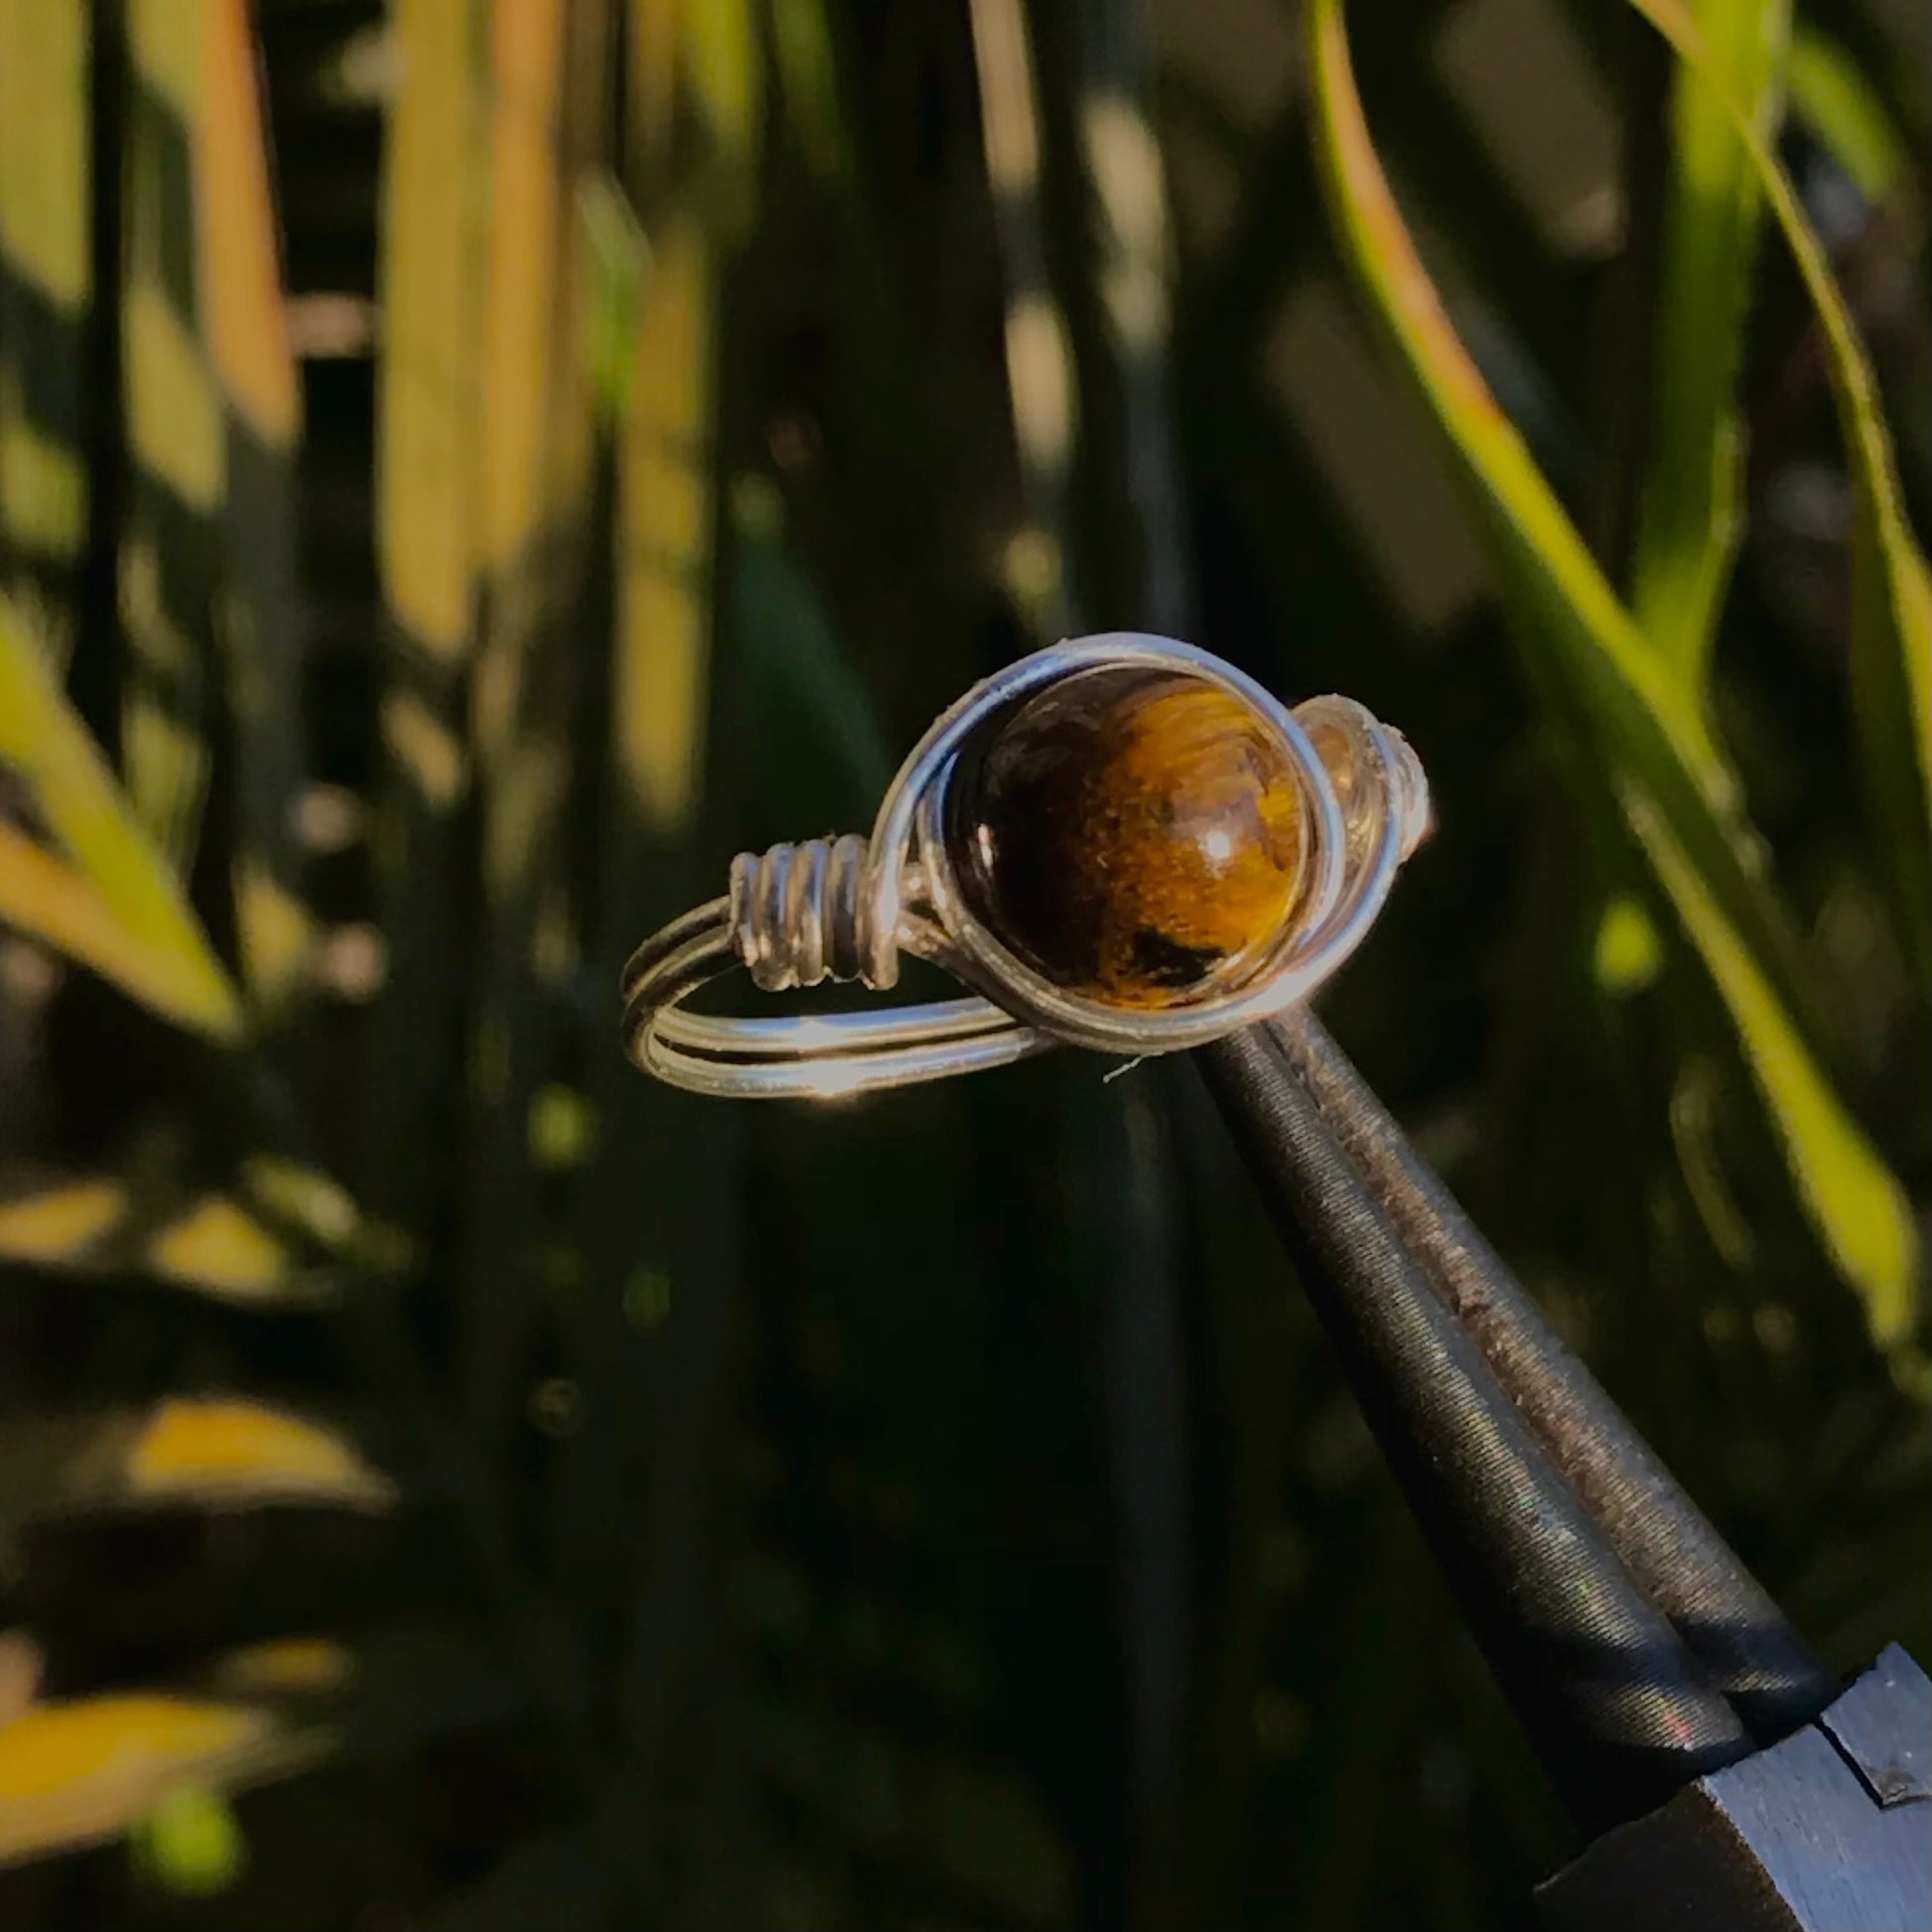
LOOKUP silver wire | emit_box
[619,633,1430,1099]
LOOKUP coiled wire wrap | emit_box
[620,633,1431,1099]
[732,833,871,992]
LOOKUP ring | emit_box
[620,632,1430,1100]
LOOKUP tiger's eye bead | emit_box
[950,667,1307,1008]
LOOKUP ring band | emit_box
[620,632,1430,1100]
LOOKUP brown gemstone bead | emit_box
[950,667,1307,1008]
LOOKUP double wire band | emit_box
[620,633,1431,1100]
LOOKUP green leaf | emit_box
[1786,26,1909,204]
[130,1785,247,1896]
[578,174,649,425]
[1628,790,1915,1345]
[1627,0,1788,685]
[680,0,762,179]
[0,1398,390,1548]
[616,214,715,831]
[0,1172,331,1306]
[1307,0,1917,1346]
[0,1694,286,1869]
[1592,894,1665,998]
[376,0,485,666]
[112,1396,391,1510]
[0,0,89,592]
[1308,0,1768,976]
[0,1626,498,1872]
[1622,0,1932,981]
[200,0,313,1015]
[122,0,221,872]
[768,0,849,183]
[0,2,88,314]
[0,597,242,1036]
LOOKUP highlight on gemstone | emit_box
[948,666,1309,1009]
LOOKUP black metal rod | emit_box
[1267,1007,1838,1743]
[1196,1024,1753,1835]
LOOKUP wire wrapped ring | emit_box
[620,633,1429,1099]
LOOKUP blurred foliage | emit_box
[0,0,1927,1926]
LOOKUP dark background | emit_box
[0,0,1926,1925]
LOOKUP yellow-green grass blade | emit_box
[1624,789,1916,1350]
[123,0,221,871]
[461,0,607,1445]
[680,0,761,183]
[556,0,726,1479]
[0,824,145,1006]
[0,0,88,616]
[375,0,484,669]
[481,0,576,595]
[69,1397,393,1512]
[0,1625,530,1873]
[364,0,488,1218]
[969,0,1078,635]
[613,0,727,839]
[0,1170,327,1306]
[769,0,849,183]
[1786,26,1908,205]
[239,1155,398,1267]
[616,209,715,833]
[370,0,482,839]
[614,0,761,831]
[1310,0,1774,990]
[1627,0,1788,686]
[196,0,300,459]
[0,0,88,325]
[0,1691,301,1869]
[630,0,675,174]
[197,0,312,1014]
[1622,0,1932,979]
[0,596,240,1035]
[1308,0,1916,1342]
[580,172,649,422]
[0,1399,389,1544]
[476,0,601,977]
[554,0,726,1611]
[0,1625,515,1873]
